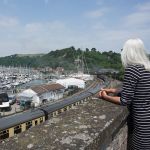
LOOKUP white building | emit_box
[70,73,94,81]
[56,77,85,89]
[17,83,65,106]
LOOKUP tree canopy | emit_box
[0,47,122,73]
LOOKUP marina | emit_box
[0,66,50,116]
[0,66,43,92]
[0,66,94,117]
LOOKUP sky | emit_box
[0,0,150,56]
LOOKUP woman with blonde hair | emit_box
[99,38,150,150]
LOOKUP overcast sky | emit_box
[0,0,150,56]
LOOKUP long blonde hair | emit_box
[121,38,150,70]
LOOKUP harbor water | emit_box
[19,79,48,89]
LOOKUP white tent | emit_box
[56,78,85,89]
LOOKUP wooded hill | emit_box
[0,46,122,72]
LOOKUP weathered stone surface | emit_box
[0,97,128,150]
[106,125,127,150]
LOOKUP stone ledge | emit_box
[0,98,128,150]
[106,124,127,150]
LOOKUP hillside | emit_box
[16,54,45,57]
[0,47,122,72]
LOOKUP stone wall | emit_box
[106,124,127,150]
[0,96,128,150]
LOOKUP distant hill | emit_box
[0,47,122,72]
[16,54,45,57]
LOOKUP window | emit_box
[14,125,21,134]
[35,120,38,125]
[0,93,9,102]
[40,117,43,123]
[26,121,32,129]
[0,130,9,139]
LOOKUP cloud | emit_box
[85,1,150,52]
[96,0,104,6]
[0,19,79,56]
[44,0,49,5]
[84,8,108,18]
[3,0,9,5]
[124,2,150,28]
[136,1,150,11]
[0,1,150,56]
[125,12,150,28]
[46,21,66,30]
[25,23,43,33]
[25,21,66,32]
[91,22,105,30]
[0,15,149,56]
[0,16,19,28]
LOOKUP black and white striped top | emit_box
[120,64,150,150]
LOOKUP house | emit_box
[17,83,65,107]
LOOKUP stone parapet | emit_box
[0,97,128,150]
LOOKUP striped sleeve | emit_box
[120,65,140,106]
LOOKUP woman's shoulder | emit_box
[125,64,143,77]
[126,64,144,71]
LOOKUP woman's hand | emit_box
[99,90,108,99]
[99,89,121,105]
[101,88,118,94]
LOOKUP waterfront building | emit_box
[17,83,65,107]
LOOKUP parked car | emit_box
[0,93,11,111]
